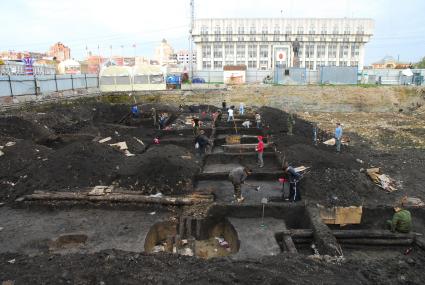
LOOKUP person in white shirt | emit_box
[242,119,251,128]
[227,108,234,122]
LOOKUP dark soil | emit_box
[259,106,425,207]
[1,250,424,285]
[0,102,200,202]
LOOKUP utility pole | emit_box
[189,0,194,81]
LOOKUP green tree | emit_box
[416,57,425,68]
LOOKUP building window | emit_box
[202,45,211,58]
[309,26,316,34]
[225,44,234,58]
[328,61,336,66]
[202,60,211,69]
[261,26,268,41]
[344,26,350,35]
[248,44,257,59]
[214,26,221,41]
[236,60,245,66]
[321,26,327,35]
[317,44,326,58]
[305,44,314,58]
[225,26,233,41]
[250,26,256,34]
[259,45,268,58]
[213,44,223,58]
[298,45,303,57]
[357,25,364,35]
[238,26,244,34]
[260,60,268,69]
[225,60,234,66]
[285,25,291,35]
[339,61,347,66]
[317,61,326,67]
[297,26,304,34]
[201,26,209,35]
[236,44,245,58]
[213,61,222,69]
[340,44,349,58]
[305,61,314,70]
[351,44,359,57]
[248,60,257,69]
[333,26,339,34]
[328,44,337,58]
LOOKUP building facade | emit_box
[154,39,177,66]
[48,42,71,62]
[176,50,196,67]
[192,18,374,71]
[371,55,411,69]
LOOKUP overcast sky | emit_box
[1,0,424,64]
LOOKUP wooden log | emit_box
[332,230,416,240]
[292,238,313,244]
[287,229,417,240]
[338,238,414,246]
[22,192,213,205]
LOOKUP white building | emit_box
[192,18,374,71]
[176,50,197,67]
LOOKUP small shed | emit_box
[223,65,246,84]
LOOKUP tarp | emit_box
[401,69,413,76]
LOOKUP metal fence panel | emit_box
[246,70,272,83]
[56,74,73,90]
[307,70,319,84]
[319,66,358,84]
[10,75,36,95]
[37,75,57,93]
[193,71,223,83]
[0,76,12,96]
[274,68,307,84]
[72,74,87,89]
[86,74,98,88]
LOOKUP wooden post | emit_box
[8,75,13,97]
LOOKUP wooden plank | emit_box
[22,191,213,205]
[339,238,414,246]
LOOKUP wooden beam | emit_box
[287,229,417,240]
[22,191,213,205]
[338,238,414,246]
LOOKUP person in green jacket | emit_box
[386,205,412,233]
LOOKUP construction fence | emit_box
[0,74,99,97]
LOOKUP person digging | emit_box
[386,203,412,233]
[228,166,254,203]
[284,163,302,202]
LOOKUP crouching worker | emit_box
[387,204,412,233]
[284,163,302,202]
[228,166,252,203]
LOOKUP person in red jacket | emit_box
[255,136,264,168]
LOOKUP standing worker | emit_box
[151,108,157,128]
[222,100,227,112]
[312,123,318,146]
[239,102,245,115]
[386,204,412,233]
[194,130,210,157]
[335,122,343,153]
[284,163,302,202]
[255,112,262,129]
[227,107,234,122]
[287,113,295,135]
[192,117,200,136]
[228,166,252,203]
[255,136,264,168]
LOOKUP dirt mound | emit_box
[0,116,53,142]
[0,139,53,201]
[17,141,124,194]
[116,145,200,195]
